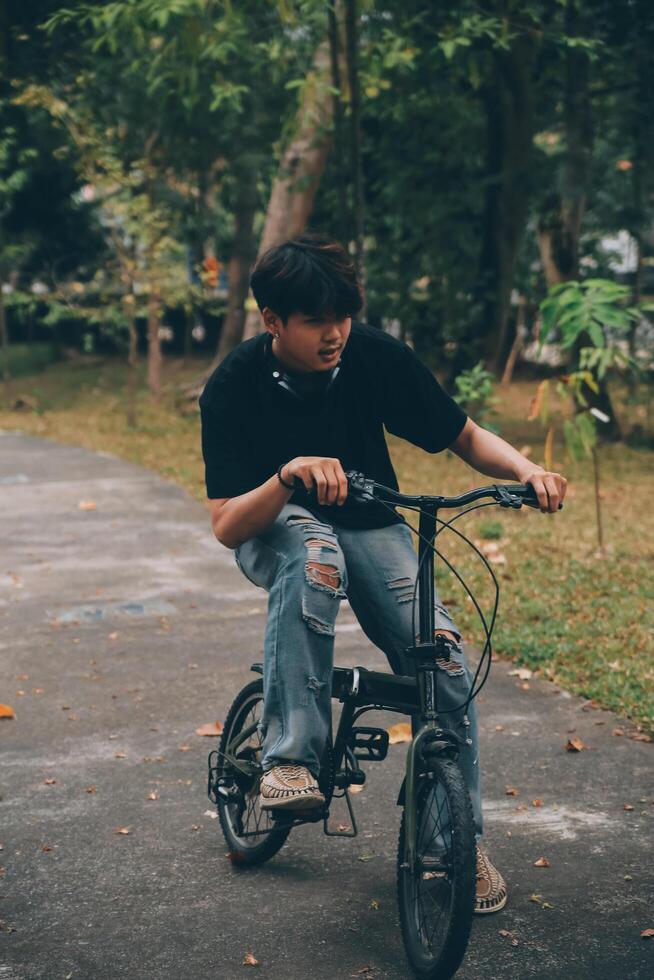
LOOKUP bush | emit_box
[3,343,58,377]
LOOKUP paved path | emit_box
[0,431,652,980]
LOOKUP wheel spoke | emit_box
[406,774,459,957]
[221,692,277,847]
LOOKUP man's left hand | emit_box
[519,468,567,513]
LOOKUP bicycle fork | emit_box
[400,502,465,871]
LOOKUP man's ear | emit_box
[261,306,282,335]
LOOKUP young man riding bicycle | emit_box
[200,232,567,915]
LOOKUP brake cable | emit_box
[364,493,504,713]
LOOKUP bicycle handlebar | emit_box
[292,468,563,511]
[342,470,562,511]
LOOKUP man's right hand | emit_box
[282,457,349,506]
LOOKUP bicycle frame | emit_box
[217,478,549,850]
[229,502,469,848]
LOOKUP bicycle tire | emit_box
[396,756,476,979]
[217,679,291,866]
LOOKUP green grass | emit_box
[2,342,58,377]
[1,355,652,734]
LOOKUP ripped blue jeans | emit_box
[234,501,483,839]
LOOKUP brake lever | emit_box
[495,484,524,509]
[345,469,377,503]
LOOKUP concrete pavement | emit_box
[0,431,652,980]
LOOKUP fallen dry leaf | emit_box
[114,752,127,759]
[190,824,201,831]
[78,500,97,511]
[242,951,259,966]
[178,745,191,752]
[521,682,530,690]
[387,722,412,744]
[115,827,131,835]
[623,804,634,811]
[85,786,97,793]
[629,731,652,743]
[337,824,351,833]
[108,632,118,641]
[44,778,56,786]
[370,899,380,910]
[565,736,588,752]
[509,668,533,680]
[505,786,519,796]
[495,724,505,732]
[41,844,54,852]
[612,727,625,737]
[641,929,654,939]
[349,783,364,794]
[534,857,551,868]
[0,704,16,720]
[195,721,224,737]
[529,894,543,904]
[532,799,544,807]
[146,792,158,801]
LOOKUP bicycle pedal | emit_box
[348,726,389,762]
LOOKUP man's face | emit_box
[264,308,351,373]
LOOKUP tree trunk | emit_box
[126,296,138,428]
[147,283,162,403]
[182,303,193,365]
[328,0,349,246]
[450,31,537,381]
[536,1,620,441]
[344,0,367,318]
[536,1,592,286]
[501,294,526,385]
[0,268,9,387]
[242,37,340,341]
[212,172,258,366]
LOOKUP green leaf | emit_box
[587,322,605,348]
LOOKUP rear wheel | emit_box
[397,756,476,979]
[215,679,291,866]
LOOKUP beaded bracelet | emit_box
[277,462,295,490]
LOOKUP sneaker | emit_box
[259,764,326,811]
[474,844,508,914]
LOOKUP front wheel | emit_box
[397,756,476,979]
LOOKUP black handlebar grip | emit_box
[521,483,563,510]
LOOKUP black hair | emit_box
[249,232,363,325]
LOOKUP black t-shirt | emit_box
[199,321,467,530]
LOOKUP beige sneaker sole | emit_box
[259,790,326,812]
[474,890,508,914]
